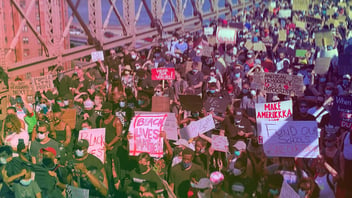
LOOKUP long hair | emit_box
[5,114,21,133]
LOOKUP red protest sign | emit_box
[129,114,168,158]
[151,68,175,80]
[216,28,236,44]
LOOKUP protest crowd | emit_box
[2,0,352,197]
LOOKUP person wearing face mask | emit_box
[72,139,108,197]
[186,62,204,96]
[293,100,316,121]
[126,153,165,197]
[174,37,188,55]
[29,121,60,165]
[12,168,42,198]
[240,89,266,120]
[264,174,283,198]
[337,74,351,96]
[48,104,72,151]
[169,148,205,197]
[53,66,71,97]
[190,178,213,198]
[121,65,135,92]
[193,139,209,173]
[98,102,122,195]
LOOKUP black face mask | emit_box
[138,164,148,173]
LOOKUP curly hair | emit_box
[5,114,21,133]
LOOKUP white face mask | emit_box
[63,100,69,106]
[20,179,32,186]
[0,157,7,164]
[75,149,84,157]
[250,90,256,96]
[233,168,242,176]
[119,101,126,108]
[37,133,46,140]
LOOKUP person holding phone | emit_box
[3,114,29,155]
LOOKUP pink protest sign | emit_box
[151,68,175,80]
[129,114,168,158]
[78,128,106,163]
[211,135,229,152]
[216,28,236,44]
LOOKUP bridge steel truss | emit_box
[0,0,260,78]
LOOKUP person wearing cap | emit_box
[337,74,351,96]
[189,178,212,198]
[72,139,108,197]
[169,148,205,197]
[50,104,72,151]
[29,121,60,164]
[99,101,122,194]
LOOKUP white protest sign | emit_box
[129,114,168,157]
[279,181,300,198]
[66,185,89,198]
[256,100,293,144]
[180,115,215,140]
[204,27,214,36]
[211,135,229,152]
[78,128,106,163]
[278,9,292,18]
[216,28,236,44]
[91,51,104,62]
[31,75,54,92]
[261,121,319,158]
[135,111,178,141]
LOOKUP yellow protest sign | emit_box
[338,2,347,8]
[295,21,306,30]
[293,0,309,11]
[278,30,287,42]
[315,31,334,47]
[327,9,335,16]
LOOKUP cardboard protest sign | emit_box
[185,61,193,73]
[295,49,307,57]
[251,72,304,96]
[293,0,309,11]
[211,135,229,152]
[31,75,54,92]
[330,96,352,130]
[295,21,306,30]
[135,111,178,141]
[151,68,175,80]
[261,121,319,158]
[255,100,293,144]
[253,42,266,52]
[180,115,215,140]
[202,45,213,57]
[66,185,89,198]
[61,109,77,129]
[244,41,253,50]
[179,95,203,112]
[229,22,244,29]
[91,51,104,62]
[278,30,287,41]
[78,128,106,163]
[327,9,335,16]
[279,181,300,198]
[207,36,217,46]
[129,114,167,157]
[0,96,8,120]
[9,80,33,96]
[204,27,214,36]
[216,28,236,44]
[278,9,291,18]
[314,57,331,75]
[151,96,170,112]
[315,31,334,47]
[204,96,231,114]
[339,2,347,8]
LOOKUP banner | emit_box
[278,9,292,18]
[261,121,319,158]
[251,72,304,96]
[211,135,229,152]
[135,111,178,141]
[180,115,215,140]
[204,27,214,36]
[151,68,175,80]
[78,128,106,163]
[31,75,54,92]
[330,96,352,129]
[151,96,170,112]
[216,28,236,44]
[61,109,77,129]
[129,114,167,157]
[91,51,104,62]
[255,100,293,144]
[292,0,309,11]
[314,57,331,75]
[204,96,231,114]
[9,80,33,96]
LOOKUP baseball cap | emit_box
[233,140,246,150]
[192,178,212,189]
[40,147,57,157]
[343,74,351,80]
[76,139,89,149]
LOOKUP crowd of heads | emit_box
[1,0,352,197]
